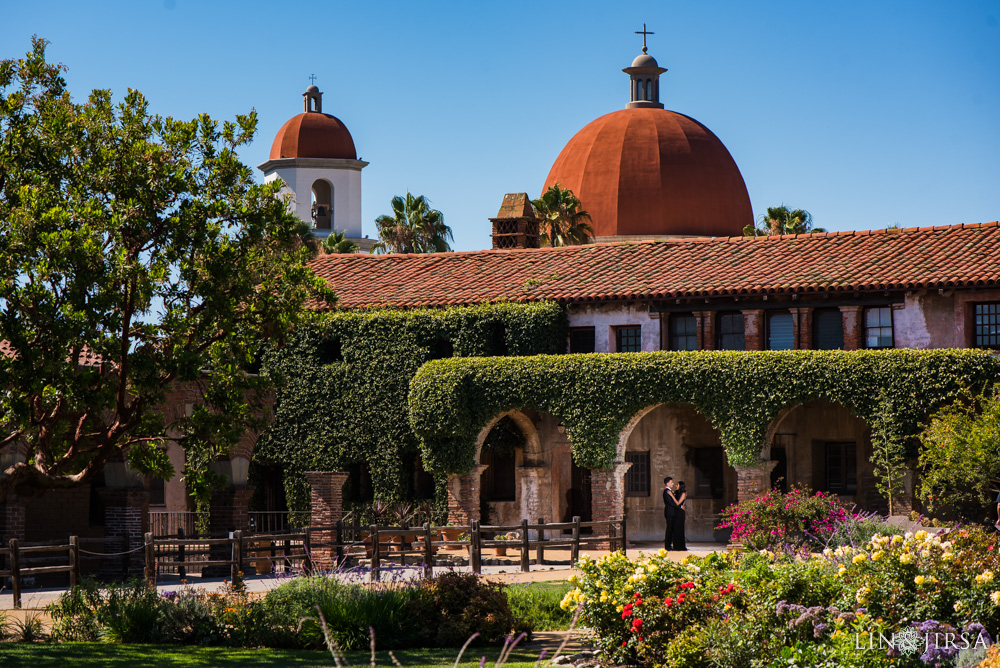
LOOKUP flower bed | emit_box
[563,527,1000,667]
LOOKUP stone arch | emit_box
[762,399,894,512]
[616,402,735,543]
[311,178,334,230]
[473,409,541,464]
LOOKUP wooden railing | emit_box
[1,537,80,608]
[142,515,626,584]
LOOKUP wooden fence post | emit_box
[144,532,154,583]
[303,527,312,576]
[422,523,433,580]
[621,514,628,556]
[535,517,545,566]
[177,527,186,580]
[520,519,530,573]
[9,538,21,609]
[370,524,380,583]
[69,535,80,588]
[232,530,243,582]
[571,516,580,564]
[335,520,344,565]
[470,520,481,574]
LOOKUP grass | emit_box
[505,581,575,631]
[0,643,554,667]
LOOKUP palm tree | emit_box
[743,205,826,236]
[531,184,594,247]
[321,229,359,254]
[372,193,452,254]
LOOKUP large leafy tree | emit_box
[743,205,826,236]
[531,184,594,247]
[0,39,333,503]
[372,192,452,254]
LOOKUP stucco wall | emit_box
[566,302,660,352]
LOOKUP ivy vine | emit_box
[408,350,1000,485]
[253,302,568,513]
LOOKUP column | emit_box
[791,307,813,349]
[446,465,488,526]
[734,462,779,503]
[742,309,764,350]
[304,471,349,567]
[839,305,863,350]
[99,487,149,576]
[519,466,552,539]
[209,485,256,535]
[695,311,715,350]
[589,460,632,549]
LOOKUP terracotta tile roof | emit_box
[309,222,1000,308]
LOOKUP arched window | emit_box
[310,179,333,230]
[480,416,524,502]
[646,79,653,101]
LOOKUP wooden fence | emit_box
[1,537,80,608]
[0,515,626,604]
[144,515,626,584]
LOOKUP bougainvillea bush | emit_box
[564,526,1000,667]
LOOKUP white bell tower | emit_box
[259,85,372,250]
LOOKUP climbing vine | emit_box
[408,350,1000,486]
[253,302,567,513]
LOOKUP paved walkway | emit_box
[0,541,725,611]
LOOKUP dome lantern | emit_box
[303,84,322,113]
[624,25,668,109]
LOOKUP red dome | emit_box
[543,108,752,238]
[269,112,357,160]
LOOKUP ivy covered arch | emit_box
[408,349,1000,480]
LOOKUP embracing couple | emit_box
[663,476,687,551]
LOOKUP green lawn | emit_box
[0,643,552,667]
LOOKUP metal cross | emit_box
[309,74,317,85]
[635,23,654,53]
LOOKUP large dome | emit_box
[543,107,752,238]
[269,112,357,160]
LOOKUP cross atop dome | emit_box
[623,29,668,109]
[635,23,653,54]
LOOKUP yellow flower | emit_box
[899,553,913,564]
[920,550,931,559]
[837,565,847,577]
[658,548,667,557]
[914,575,926,586]
[915,530,928,541]
[872,550,884,562]
[856,587,870,604]
[978,571,995,584]
[853,554,867,564]
[942,552,954,562]
[892,535,904,545]
[954,601,964,612]
[599,591,609,603]
[992,591,1000,606]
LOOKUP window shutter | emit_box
[767,312,794,350]
[813,308,844,350]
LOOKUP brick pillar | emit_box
[1,494,27,542]
[446,465,488,525]
[590,460,632,549]
[695,311,715,350]
[742,309,765,350]
[100,487,149,576]
[209,486,255,535]
[304,471,349,567]
[735,462,779,504]
[519,466,551,539]
[839,305,863,350]
[791,307,813,349]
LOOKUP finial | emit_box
[309,73,317,85]
[635,23,654,53]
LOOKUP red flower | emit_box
[622,641,627,647]
[622,603,633,619]
[678,593,686,603]
[632,618,643,632]
[637,636,644,642]
[664,597,673,606]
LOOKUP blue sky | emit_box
[3,1,998,251]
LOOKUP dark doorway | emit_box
[567,460,592,529]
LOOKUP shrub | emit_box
[49,578,162,643]
[716,485,856,550]
[819,511,906,549]
[258,576,348,648]
[411,572,514,647]
[158,589,220,645]
[306,583,425,651]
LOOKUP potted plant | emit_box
[494,531,519,557]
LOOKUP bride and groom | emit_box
[663,476,688,551]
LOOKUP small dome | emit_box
[306,84,319,93]
[269,112,357,160]
[631,53,659,68]
[543,108,752,238]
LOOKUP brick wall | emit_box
[1,495,26,542]
[209,486,255,534]
[446,468,486,526]
[99,487,149,574]
[742,309,764,350]
[590,462,630,548]
[792,307,813,349]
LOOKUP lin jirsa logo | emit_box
[892,628,924,655]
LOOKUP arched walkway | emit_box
[765,400,888,512]
[619,403,735,542]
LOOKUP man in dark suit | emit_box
[663,476,679,550]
